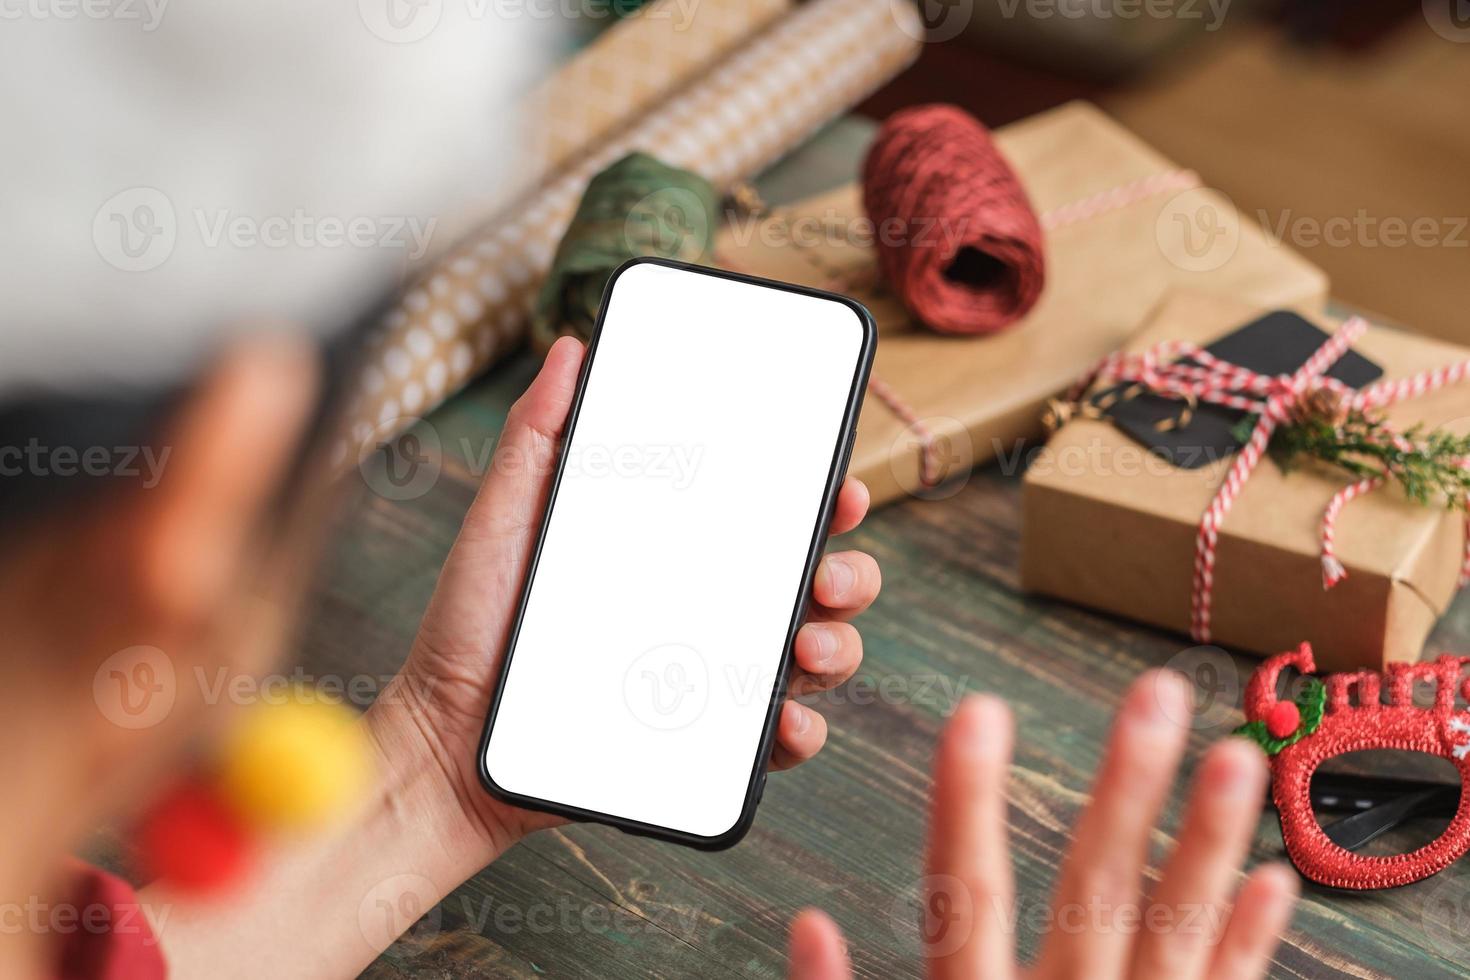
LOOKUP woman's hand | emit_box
[787,672,1300,980]
[368,337,881,866]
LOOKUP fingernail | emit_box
[1261,862,1301,899]
[824,556,856,600]
[809,625,838,668]
[791,702,811,735]
[1139,670,1190,730]
[1215,741,1268,801]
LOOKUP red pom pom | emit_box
[1266,701,1301,740]
[135,782,253,893]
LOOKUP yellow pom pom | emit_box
[219,692,373,832]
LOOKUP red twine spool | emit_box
[862,104,1045,335]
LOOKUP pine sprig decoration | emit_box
[1231,407,1470,511]
[1277,410,1470,509]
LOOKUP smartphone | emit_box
[478,257,875,849]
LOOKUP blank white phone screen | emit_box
[483,262,867,841]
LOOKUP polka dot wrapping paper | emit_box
[518,0,789,198]
[430,0,789,259]
[338,0,922,466]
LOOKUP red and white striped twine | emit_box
[1069,316,1470,644]
[1040,169,1202,231]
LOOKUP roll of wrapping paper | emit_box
[338,0,921,463]
[423,0,788,262]
[531,152,719,349]
[520,0,788,184]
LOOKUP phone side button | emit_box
[837,427,856,480]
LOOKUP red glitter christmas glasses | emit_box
[1236,643,1470,890]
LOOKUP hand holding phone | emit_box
[478,259,876,847]
[368,259,879,862]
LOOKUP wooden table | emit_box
[297,123,1470,980]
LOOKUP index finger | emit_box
[924,695,1017,980]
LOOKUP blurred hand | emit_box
[370,337,880,861]
[787,673,1299,980]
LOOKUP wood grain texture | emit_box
[297,347,1470,979]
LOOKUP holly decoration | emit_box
[1234,676,1326,755]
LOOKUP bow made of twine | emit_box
[1062,316,1470,644]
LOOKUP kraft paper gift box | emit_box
[1021,290,1470,672]
[713,101,1328,507]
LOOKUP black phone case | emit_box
[475,256,877,850]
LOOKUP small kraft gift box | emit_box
[1021,290,1470,671]
[714,101,1328,507]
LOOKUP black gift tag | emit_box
[1102,311,1383,469]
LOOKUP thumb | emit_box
[416,337,585,663]
[461,336,584,547]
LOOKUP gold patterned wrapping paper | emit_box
[520,0,789,185]
[337,0,922,465]
[422,0,789,262]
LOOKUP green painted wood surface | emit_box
[297,356,1470,979]
[291,116,1470,979]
